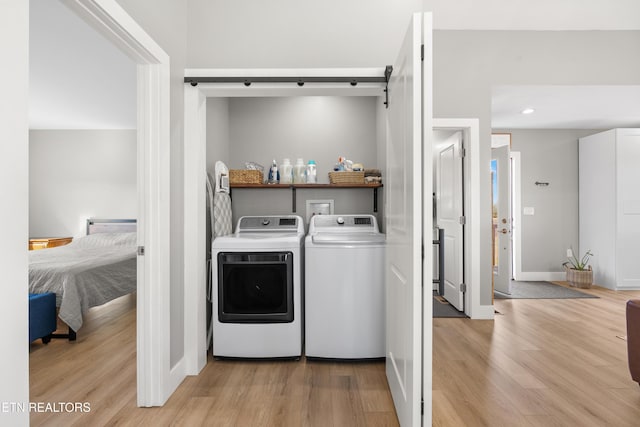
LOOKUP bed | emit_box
[29,219,137,338]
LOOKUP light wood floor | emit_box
[433,282,640,427]
[29,294,397,427]
[30,283,640,426]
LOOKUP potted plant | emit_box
[563,248,594,288]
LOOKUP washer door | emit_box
[218,252,294,323]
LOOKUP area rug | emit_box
[433,292,468,318]
[494,281,598,299]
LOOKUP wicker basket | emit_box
[565,265,593,289]
[328,171,365,184]
[229,169,264,184]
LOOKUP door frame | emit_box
[511,151,522,280]
[63,0,176,405]
[182,68,387,374]
[433,119,491,319]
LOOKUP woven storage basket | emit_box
[328,171,365,184]
[565,265,593,289]
[229,169,263,184]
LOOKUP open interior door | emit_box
[435,131,464,311]
[492,144,512,294]
[386,12,429,426]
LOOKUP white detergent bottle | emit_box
[280,158,293,184]
[293,158,306,184]
[306,160,317,184]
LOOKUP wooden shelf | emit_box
[230,183,382,189]
[229,183,383,212]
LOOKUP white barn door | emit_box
[386,12,430,426]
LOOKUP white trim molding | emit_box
[66,0,175,407]
[433,118,488,320]
[472,305,496,320]
[183,85,208,375]
[1,2,30,425]
[511,151,522,281]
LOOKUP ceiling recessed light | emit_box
[521,108,535,115]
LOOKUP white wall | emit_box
[0,1,29,425]
[29,130,137,238]
[433,30,640,304]
[187,0,424,68]
[115,0,188,368]
[185,2,640,315]
[29,0,136,129]
[422,0,640,30]
[497,129,601,275]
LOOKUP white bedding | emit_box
[29,232,137,331]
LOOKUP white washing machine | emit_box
[305,214,385,359]
[212,215,304,358]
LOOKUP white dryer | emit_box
[305,214,385,359]
[212,215,304,358]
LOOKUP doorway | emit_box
[433,129,465,312]
[29,0,173,407]
[491,133,522,295]
[432,119,486,319]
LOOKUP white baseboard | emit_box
[515,272,565,282]
[166,358,186,403]
[616,285,640,291]
[470,305,494,320]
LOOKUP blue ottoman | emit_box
[29,293,57,344]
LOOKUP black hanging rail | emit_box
[185,66,394,107]
[185,75,389,86]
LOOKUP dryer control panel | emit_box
[237,216,303,233]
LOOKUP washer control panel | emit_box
[309,215,377,232]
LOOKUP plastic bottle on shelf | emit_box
[293,158,306,184]
[267,159,279,184]
[306,160,317,184]
[280,158,293,184]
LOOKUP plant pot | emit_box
[565,266,593,289]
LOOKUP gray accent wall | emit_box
[498,129,602,273]
[29,130,137,238]
[206,98,230,171]
[206,96,383,228]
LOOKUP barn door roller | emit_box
[383,65,393,109]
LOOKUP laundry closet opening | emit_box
[182,68,392,372]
